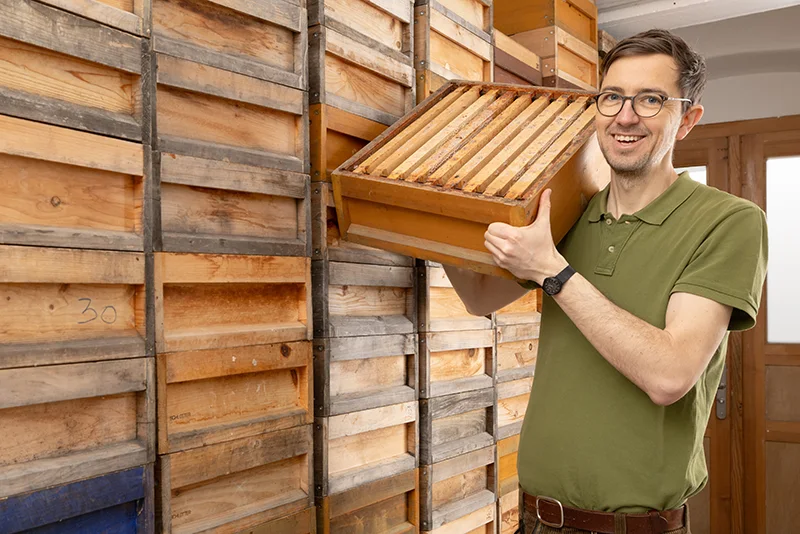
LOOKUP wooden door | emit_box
[674,137,736,534]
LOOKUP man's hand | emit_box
[484,189,568,283]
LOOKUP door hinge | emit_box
[715,362,728,420]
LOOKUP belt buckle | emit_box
[535,495,565,529]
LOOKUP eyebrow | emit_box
[601,86,670,96]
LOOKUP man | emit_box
[444,29,768,534]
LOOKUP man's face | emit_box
[596,54,688,178]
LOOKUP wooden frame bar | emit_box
[0,358,155,498]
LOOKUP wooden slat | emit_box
[429,7,491,62]
[205,0,303,32]
[159,253,307,284]
[494,31,541,71]
[462,96,567,193]
[329,261,414,288]
[327,401,417,440]
[0,246,144,284]
[325,26,413,87]
[390,90,501,180]
[35,0,143,35]
[505,104,595,199]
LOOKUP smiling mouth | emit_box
[612,134,646,147]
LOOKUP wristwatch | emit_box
[541,265,576,296]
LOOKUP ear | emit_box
[675,104,704,141]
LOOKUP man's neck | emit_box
[606,160,678,218]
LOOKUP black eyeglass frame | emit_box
[594,91,694,118]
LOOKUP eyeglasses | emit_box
[595,91,693,118]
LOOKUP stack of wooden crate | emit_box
[414,0,495,102]
[495,290,541,534]
[0,0,155,530]
[309,2,421,533]
[494,0,600,91]
[146,0,315,530]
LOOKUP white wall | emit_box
[698,72,800,124]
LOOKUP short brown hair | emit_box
[601,29,707,110]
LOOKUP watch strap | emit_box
[556,265,576,285]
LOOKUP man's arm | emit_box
[442,265,529,317]
[484,189,732,405]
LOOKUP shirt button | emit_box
[625,221,631,225]
[605,218,613,225]
[608,245,615,253]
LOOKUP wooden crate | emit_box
[242,508,316,534]
[157,425,313,533]
[316,469,420,534]
[0,0,146,140]
[150,0,306,89]
[493,0,598,49]
[512,26,599,91]
[0,117,145,250]
[496,320,540,384]
[419,445,497,532]
[497,435,519,534]
[496,377,531,440]
[332,82,609,279]
[312,259,416,339]
[419,387,496,464]
[493,30,542,86]
[310,104,389,183]
[418,262,492,333]
[0,358,155,498]
[315,401,418,497]
[414,0,493,103]
[315,334,417,417]
[420,329,495,398]
[308,0,414,126]
[0,246,147,368]
[0,465,154,534]
[154,253,312,353]
[598,29,618,60]
[157,341,312,455]
[312,182,415,266]
[496,289,541,326]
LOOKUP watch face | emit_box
[542,277,561,296]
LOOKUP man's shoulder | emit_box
[683,181,764,224]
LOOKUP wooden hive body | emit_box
[332,81,609,279]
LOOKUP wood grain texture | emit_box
[246,507,315,534]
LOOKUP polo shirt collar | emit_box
[587,171,699,225]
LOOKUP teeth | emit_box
[615,135,643,142]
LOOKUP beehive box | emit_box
[496,317,540,384]
[0,246,146,368]
[414,0,494,102]
[312,183,415,266]
[157,425,313,533]
[0,358,154,498]
[419,445,497,533]
[308,0,415,125]
[243,508,316,534]
[312,258,416,339]
[153,253,311,353]
[497,435,520,534]
[419,387,496,464]
[512,25,599,91]
[157,341,312,455]
[419,329,495,398]
[0,466,154,534]
[493,30,542,86]
[418,262,492,333]
[315,401,418,497]
[496,377,532,440]
[332,81,609,280]
[315,334,417,417]
[495,289,541,327]
[493,0,598,49]
[316,469,420,534]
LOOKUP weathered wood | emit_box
[318,469,419,534]
[493,0,598,48]
[332,81,610,279]
[0,465,153,534]
[497,434,520,499]
[420,329,495,399]
[0,359,154,499]
[151,0,306,88]
[154,253,312,353]
[513,26,599,91]
[499,489,519,534]
[157,341,312,455]
[496,377,532,440]
[418,263,492,333]
[419,445,497,531]
[157,425,313,533]
[315,402,418,497]
[247,507,315,534]
[493,31,542,87]
[420,388,496,464]
[316,334,417,417]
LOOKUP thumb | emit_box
[535,189,553,228]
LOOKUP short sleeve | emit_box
[672,205,768,331]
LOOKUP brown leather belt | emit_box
[523,492,686,534]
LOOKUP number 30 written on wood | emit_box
[77,297,117,325]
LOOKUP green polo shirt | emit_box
[517,172,768,513]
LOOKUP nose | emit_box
[614,98,640,127]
